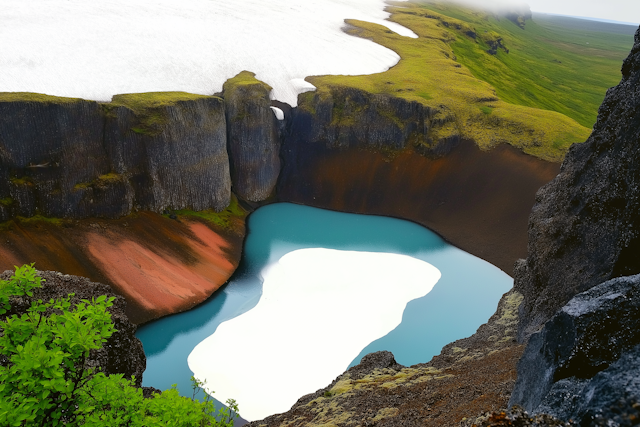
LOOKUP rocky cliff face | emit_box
[514,28,640,340]
[223,71,281,202]
[0,269,146,386]
[278,86,560,273]
[0,92,231,221]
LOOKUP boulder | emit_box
[510,274,640,424]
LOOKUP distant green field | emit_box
[424,2,635,128]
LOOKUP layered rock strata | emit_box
[514,28,640,340]
[223,72,281,202]
[0,269,145,386]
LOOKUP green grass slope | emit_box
[306,1,634,161]
[426,2,635,128]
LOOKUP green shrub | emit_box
[0,264,238,426]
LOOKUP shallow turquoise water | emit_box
[136,203,512,408]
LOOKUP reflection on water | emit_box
[136,203,512,417]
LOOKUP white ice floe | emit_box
[0,0,417,106]
[188,248,440,421]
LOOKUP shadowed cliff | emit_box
[0,92,231,220]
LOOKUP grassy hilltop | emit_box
[305,1,634,162]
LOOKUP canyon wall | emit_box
[1,83,560,275]
[0,93,232,220]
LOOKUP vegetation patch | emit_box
[423,1,632,128]
[173,195,247,231]
[74,173,125,191]
[15,215,67,227]
[0,264,239,426]
[0,92,82,104]
[0,197,13,207]
[10,176,34,186]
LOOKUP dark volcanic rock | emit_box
[104,94,230,213]
[515,27,640,340]
[0,94,108,220]
[0,92,231,221]
[223,71,281,202]
[510,274,640,414]
[284,86,454,157]
[529,345,640,426]
[0,269,145,387]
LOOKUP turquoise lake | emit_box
[136,203,512,415]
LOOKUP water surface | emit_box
[136,203,512,418]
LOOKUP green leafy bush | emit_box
[0,264,238,426]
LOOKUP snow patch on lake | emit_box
[0,0,417,106]
[188,248,440,421]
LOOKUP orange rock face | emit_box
[0,212,244,324]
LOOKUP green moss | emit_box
[110,92,213,112]
[0,92,82,104]
[223,71,273,92]
[16,215,66,227]
[173,195,246,231]
[479,105,493,115]
[108,92,218,136]
[10,177,34,186]
[74,173,124,191]
[0,197,13,207]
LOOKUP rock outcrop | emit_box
[223,71,281,202]
[514,27,640,340]
[509,274,640,425]
[0,92,231,221]
[278,86,560,273]
[0,269,146,386]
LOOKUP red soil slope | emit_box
[0,212,244,324]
